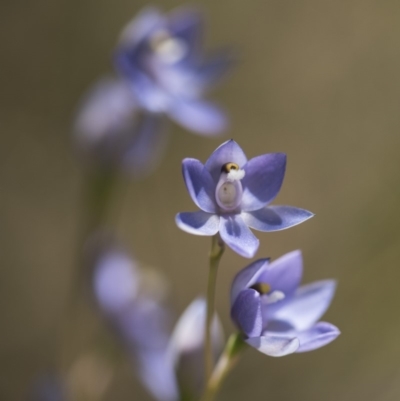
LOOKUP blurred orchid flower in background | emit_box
[169,298,224,398]
[91,243,178,401]
[91,241,223,401]
[74,78,166,177]
[115,6,233,135]
[176,140,314,258]
[75,6,233,177]
[230,250,340,356]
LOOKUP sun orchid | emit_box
[230,250,340,356]
[60,3,345,401]
[114,6,233,135]
[176,140,314,258]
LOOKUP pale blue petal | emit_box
[295,322,340,353]
[194,50,235,88]
[242,206,314,232]
[230,259,269,305]
[175,212,219,236]
[205,140,248,183]
[169,297,224,364]
[231,289,263,338]
[182,158,217,212]
[137,349,179,401]
[168,298,224,397]
[246,335,299,357]
[168,100,227,135]
[93,250,139,314]
[267,280,337,331]
[241,153,286,212]
[74,78,136,144]
[219,214,259,258]
[117,298,170,350]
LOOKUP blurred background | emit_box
[1,0,400,400]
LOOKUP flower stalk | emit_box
[204,234,225,382]
[201,332,246,401]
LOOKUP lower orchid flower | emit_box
[230,250,340,356]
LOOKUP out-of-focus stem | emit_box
[81,168,119,240]
[78,167,129,281]
[200,333,246,401]
[204,235,225,382]
[57,167,122,370]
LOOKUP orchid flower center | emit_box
[250,282,285,305]
[150,30,188,64]
[215,162,245,212]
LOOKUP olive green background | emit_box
[1,0,400,400]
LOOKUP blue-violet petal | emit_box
[230,259,269,305]
[204,140,248,183]
[267,280,337,331]
[241,153,286,212]
[219,214,259,258]
[182,158,217,212]
[256,250,303,300]
[231,289,263,338]
[242,206,314,232]
[175,212,219,236]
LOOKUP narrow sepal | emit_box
[242,206,314,232]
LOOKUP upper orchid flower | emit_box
[114,6,233,135]
[230,250,340,356]
[175,140,313,258]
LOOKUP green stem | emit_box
[204,235,225,382]
[201,333,246,401]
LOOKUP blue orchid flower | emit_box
[230,251,340,356]
[176,140,313,258]
[114,6,233,135]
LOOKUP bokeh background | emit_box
[1,0,400,400]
